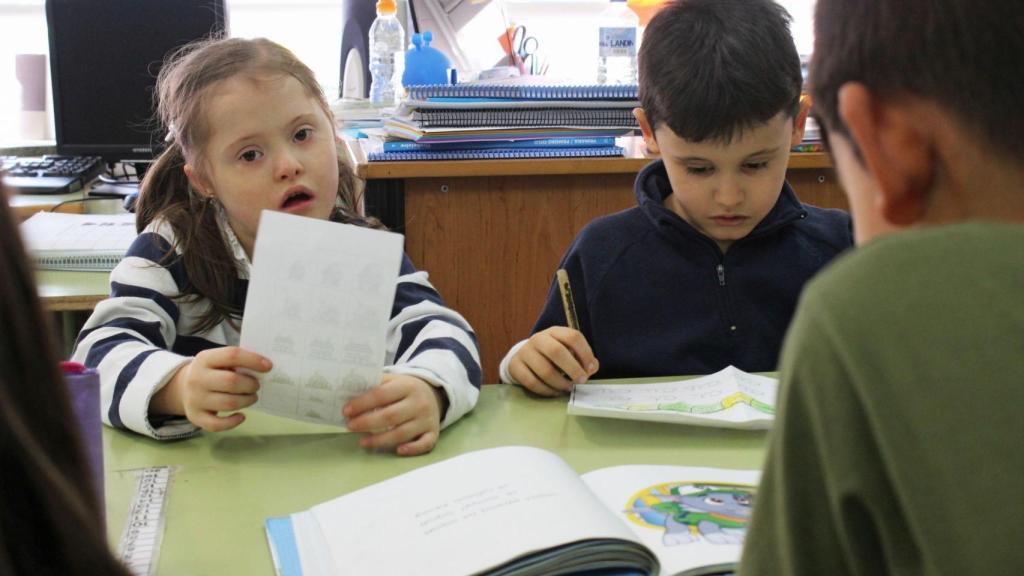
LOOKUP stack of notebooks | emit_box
[367,83,639,162]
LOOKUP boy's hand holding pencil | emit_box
[508,269,599,396]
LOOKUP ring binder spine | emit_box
[406,84,639,101]
[412,108,639,128]
[36,253,124,271]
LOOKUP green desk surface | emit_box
[103,383,767,575]
[36,269,110,310]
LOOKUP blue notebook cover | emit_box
[367,146,624,162]
[382,136,617,152]
[266,517,303,576]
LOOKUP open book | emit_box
[266,446,759,576]
[569,366,778,430]
[19,211,137,271]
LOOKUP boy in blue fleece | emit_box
[500,0,852,395]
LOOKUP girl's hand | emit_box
[343,374,446,457]
[152,346,272,432]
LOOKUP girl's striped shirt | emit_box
[72,216,481,439]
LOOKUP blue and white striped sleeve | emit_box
[71,228,198,440]
[383,255,481,429]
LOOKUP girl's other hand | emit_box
[343,374,446,457]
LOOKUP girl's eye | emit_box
[744,161,770,170]
[240,149,262,162]
[686,165,713,176]
[295,127,313,142]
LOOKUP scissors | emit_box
[509,25,540,74]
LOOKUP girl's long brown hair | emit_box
[0,188,129,575]
[136,37,379,333]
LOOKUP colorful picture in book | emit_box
[624,482,756,546]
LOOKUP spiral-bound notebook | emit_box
[410,107,639,129]
[406,83,638,101]
[19,212,137,271]
[367,146,625,162]
[383,118,634,143]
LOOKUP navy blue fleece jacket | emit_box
[500,159,853,381]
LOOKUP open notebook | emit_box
[19,212,137,271]
[569,366,779,430]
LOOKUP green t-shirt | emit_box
[740,222,1024,576]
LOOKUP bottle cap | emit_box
[60,360,88,374]
[376,0,396,14]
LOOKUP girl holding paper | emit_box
[73,38,480,456]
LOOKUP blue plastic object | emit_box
[402,31,451,87]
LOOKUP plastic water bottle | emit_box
[597,0,639,85]
[369,0,405,106]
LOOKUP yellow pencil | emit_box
[556,268,580,330]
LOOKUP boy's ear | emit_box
[790,96,811,147]
[183,163,212,198]
[634,108,660,155]
[838,83,933,227]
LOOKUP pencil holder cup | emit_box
[61,361,105,526]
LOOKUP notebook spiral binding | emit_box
[367,146,625,162]
[36,254,124,270]
[412,108,639,128]
[406,84,639,101]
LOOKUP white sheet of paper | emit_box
[240,211,404,427]
[568,366,778,430]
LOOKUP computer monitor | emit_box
[45,0,228,163]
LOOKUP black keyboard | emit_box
[1,155,103,195]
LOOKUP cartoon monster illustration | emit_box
[630,483,754,546]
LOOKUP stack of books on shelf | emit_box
[366,83,639,162]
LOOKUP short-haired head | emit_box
[811,0,1024,159]
[638,0,802,144]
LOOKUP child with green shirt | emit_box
[740,0,1024,574]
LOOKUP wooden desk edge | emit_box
[11,201,86,221]
[40,293,106,311]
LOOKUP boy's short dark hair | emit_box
[811,0,1024,158]
[638,0,802,143]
